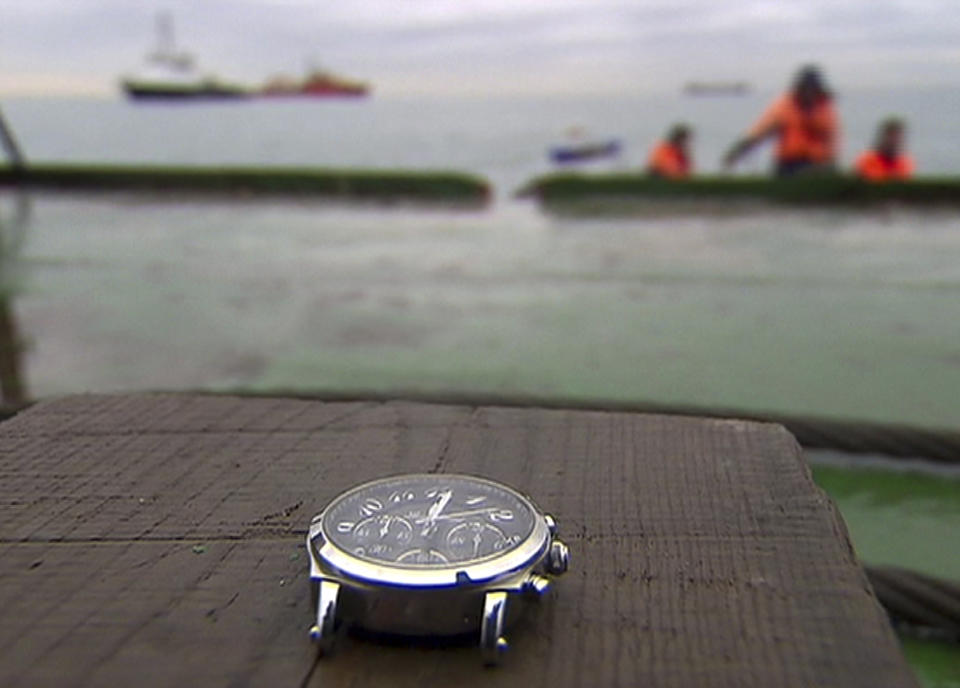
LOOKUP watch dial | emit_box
[321,475,537,568]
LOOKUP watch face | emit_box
[321,474,537,568]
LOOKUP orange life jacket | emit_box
[749,94,837,163]
[647,141,690,178]
[855,150,914,181]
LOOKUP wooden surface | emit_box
[0,394,918,687]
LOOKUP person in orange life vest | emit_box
[723,65,838,177]
[855,118,914,181]
[647,124,692,179]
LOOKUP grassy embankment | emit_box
[0,163,491,206]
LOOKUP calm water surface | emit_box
[7,195,959,430]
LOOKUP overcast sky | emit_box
[1,0,958,97]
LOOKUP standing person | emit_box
[647,124,692,179]
[855,118,914,181]
[723,65,838,176]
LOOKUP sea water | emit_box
[3,88,960,423]
[10,195,960,430]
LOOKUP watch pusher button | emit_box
[524,573,552,596]
[544,513,558,536]
[545,540,570,575]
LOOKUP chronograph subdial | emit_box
[396,548,450,565]
[350,514,413,550]
[446,520,516,560]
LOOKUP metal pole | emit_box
[0,296,27,405]
[0,106,25,171]
[0,188,29,406]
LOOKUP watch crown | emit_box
[545,540,569,575]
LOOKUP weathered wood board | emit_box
[0,394,918,687]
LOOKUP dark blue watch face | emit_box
[321,475,536,567]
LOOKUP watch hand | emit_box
[421,507,499,521]
[421,489,453,535]
[415,506,492,524]
[427,489,452,519]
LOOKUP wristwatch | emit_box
[306,473,570,664]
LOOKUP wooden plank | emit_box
[0,394,918,687]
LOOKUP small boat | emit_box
[549,140,621,164]
[120,13,250,101]
[260,68,370,98]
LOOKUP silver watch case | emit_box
[306,474,569,665]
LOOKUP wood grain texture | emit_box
[0,394,917,687]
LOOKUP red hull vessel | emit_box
[261,71,370,98]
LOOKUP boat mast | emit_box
[147,11,194,71]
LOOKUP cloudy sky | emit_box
[1,0,958,96]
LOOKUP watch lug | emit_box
[309,579,341,655]
[307,514,324,540]
[480,590,509,666]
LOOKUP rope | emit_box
[865,565,960,641]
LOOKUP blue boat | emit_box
[549,139,621,164]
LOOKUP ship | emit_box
[683,81,751,96]
[120,13,250,100]
[260,67,370,98]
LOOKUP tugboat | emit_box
[120,13,250,100]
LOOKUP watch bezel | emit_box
[310,473,552,588]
